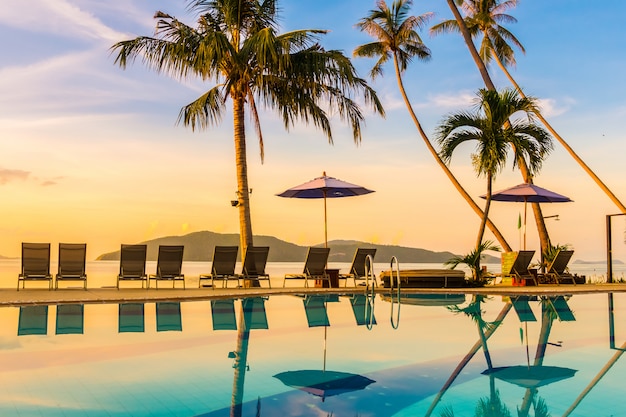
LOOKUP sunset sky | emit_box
[1,0,625,262]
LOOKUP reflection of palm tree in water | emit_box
[230,306,251,417]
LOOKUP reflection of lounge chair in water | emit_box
[18,243,53,290]
[283,247,330,288]
[55,304,84,335]
[510,296,537,322]
[545,296,576,321]
[546,249,576,285]
[350,294,376,326]
[303,295,330,327]
[211,299,237,330]
[156,302,182,331]
[339,248,376,287]
[18,305,49,336]
[118,303,145,333]
[243,297,269,330]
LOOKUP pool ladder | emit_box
[363,255,401,329]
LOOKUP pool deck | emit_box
[2,283,626,306]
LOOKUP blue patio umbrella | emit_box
[273,370,375,402]
[481,182,572,249]
[277,172,374,247]
[482,365,577,389]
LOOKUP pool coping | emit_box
[1,283,625,306]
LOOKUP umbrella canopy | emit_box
[482,365,577,389]
[277,172,374,246]
[481,182,572,249]
[273,370,375,401]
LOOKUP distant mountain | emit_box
[96,231,498,263]
[574,259,623,264]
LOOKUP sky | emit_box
[1,0,625,262]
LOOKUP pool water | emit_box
[1,292,626,416]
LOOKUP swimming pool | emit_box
[1,291,626,416]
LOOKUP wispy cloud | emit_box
[0,168,30,185]
[537,97,574,118]
[427,91,476,109]
[0,0,125,42]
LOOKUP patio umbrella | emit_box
[273,370,375,402]
[276,172,374,247]
[482,365,577,389]
[481,182,572,249]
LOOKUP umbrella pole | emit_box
[323,191,328,248]
[523,199,528,250]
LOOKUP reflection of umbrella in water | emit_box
[482,365,577,389]
[277,172,374,247]
[273,370,375,402]
[481,182,572,249]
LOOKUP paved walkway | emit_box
[2,283,625,306]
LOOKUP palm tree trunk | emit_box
[424,303,513,417]
[476,173,493,250]
[230,307,251,417]
[493,52,626,213]
[444,7,552,254]
[233,95,254,253]
[392,54,512,252]
[445,0,496,91]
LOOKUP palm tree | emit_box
[437,88,552,273]
[435,0,553,254]
[434,0,626,248]
[354,0,512,251]
[111,0,384,254]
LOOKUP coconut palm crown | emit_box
[437,88,552,262]
[111,0,384,252]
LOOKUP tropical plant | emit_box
[110,0,384,254]
[354,0,511,251]
[435,0,626,233]
[433,0,554,254]
[437,88,552,274]
[445,240,500,285]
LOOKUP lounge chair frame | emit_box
[545,249,576,285]
[283,247,330,288]
[55,243,87,290]
[340,248,377,287]
[149,245,185,289]
[240,246,271,288]
[199,246,239,289]
[117,244,148,289]
[501,250,536,285]
[18,242,53,291]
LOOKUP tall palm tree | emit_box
[436,0,553,254]
[435,0,626,214]
[111,0,384,254]
[437,88,552,272]
[354,0,512,251]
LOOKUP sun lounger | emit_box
[303,295,330,327]
[546,249,576,285]
[56,243,87,290]
[149,245,185,289]
[118,303,145,333]
[117,244,148,289]
[510,296,537,322]
[339,248,376,287]
[156,302,182,331]
[55,304,84,335]
[283,247,330,287]
[211,299,237,330]
[240,246,271,288]
[17,305,49,336]
[501,250,536,285]
[199,246,239,288]
[242,297,269,330]
[18,242,53,290]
